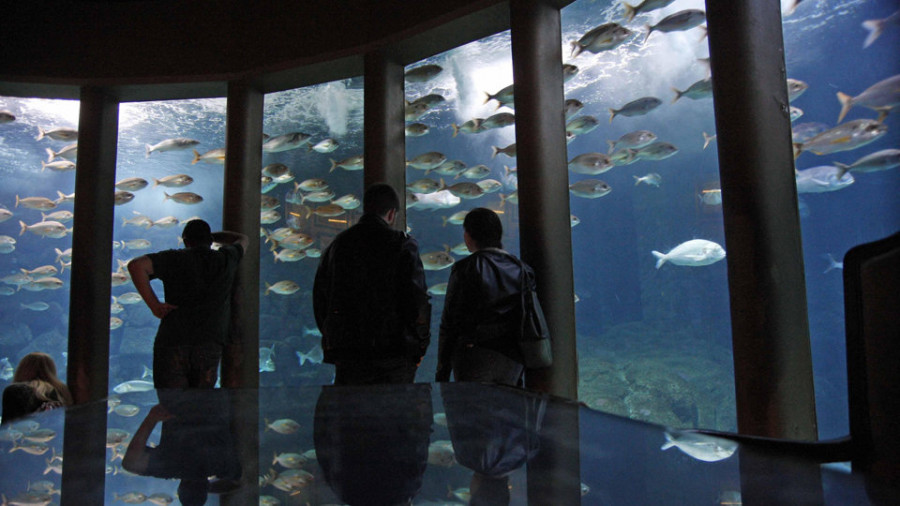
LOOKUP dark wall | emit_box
[1,0,506,89]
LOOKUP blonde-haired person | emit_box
[1,352,73,424]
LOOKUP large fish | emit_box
[568,153,614,175]
[661,431,737,462]
[404,64,443,83]
[421,251,455,270]
[862,9,900,48]
[569,179,612,198]
[833,148,900,175]
[836,74,900,122]
[570,23,633,58]
[622,0,676,22]
[795,166,854,193]
[645,9,706,43]
[113,379,155,394]
[793,119,888,158]
[145,137,199,157]
[672,77,712,103]
[607,130,657,153]
[652,239,725,269]
[36,126,78,142]
[609,97,661,122]
[262,132,311,153]
[411,190,461,210]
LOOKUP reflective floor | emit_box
[0,383,894,505]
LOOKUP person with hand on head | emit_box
[128,219,248,390]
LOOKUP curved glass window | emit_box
[111,98,227,391]
[783,1,900,439]
[0,97,79,384]
[260,79,364,386]
[405,31,519,380]
[561,1,734,430]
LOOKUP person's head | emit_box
[463,207,503,251]
[182,219,213,248]
[14,352,73,406]
[14,352,59,383]
[177,479,209,506]
[363,183,400,224]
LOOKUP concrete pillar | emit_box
[364,50,407,225]
[706,0,818,439]
[219,80,263,505]
[510,0,577,400]
[61,85,118,505]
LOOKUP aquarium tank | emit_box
[0,4,897,502]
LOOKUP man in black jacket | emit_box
[313,183,431,385]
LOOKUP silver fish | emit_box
[566,115,600,134]
[862,9,900,48]
[623,0,676,22]
[444,182,485,199]
[634,173,662,187]
[635,141,679,160]
[795,166,854,193]
[570,23,633,58]
[480,112,515,130]
[652,239,726,269]
[45,143,77,161]
[329,155,364,172]
[786,78,808,102]
[672,77,712,103]
[153,174,194,187]
[645,9,706,42]
[191,148,225,164]
[407,151,447,171]
[610,97,661,122]
[564,99,584,118]
[145,137,199,157]
[40,160,76,172]
[833,148,900,175]
[115,177,149,192]
[836,74,900,122]
[491,143,516,159]
[404,64,443,83]
[163,191,204,205]
[451,118,484,137]
[793,119,888,158]
[607,130,657,152]
[0,111,15,123]
[484,84,514,109]
[568,153,614,175]
[569,179,612,198]
[405,123,430,137]
[309,138,339,153]
[421,251,455,270]
[36,126,78,141]
[262,132,312,153]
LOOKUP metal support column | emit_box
[222,79,263,389]
[706,0,818,439]
[61,85,118,505]
[510,0,577,399]
[510,1,581,504]
[220,79,263,506]
[364,50,407,225]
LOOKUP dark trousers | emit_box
[452,345,524,387]
[154,345,223,390]
[333,356,418,385]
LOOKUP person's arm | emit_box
[121,404,173,474]
[127,256,177,319]
[400,235,431,363]
[211,231,249,252]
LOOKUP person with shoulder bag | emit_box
[435,207,551,387]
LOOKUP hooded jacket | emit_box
[436,248,533,381]
[313,213,431,363]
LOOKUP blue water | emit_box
[0,0,896,467]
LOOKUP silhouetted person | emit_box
[314,384,433,505]
[1,352,72,423]
[122,389,241,506]
[436,208,532,386]
[313,183,431,385]
[128,219,248,389]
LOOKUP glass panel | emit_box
[561,1,735,430]
[111,98,227,392]
[0,97,78,392]
[260,79,364,386]
[405,32,520,381]
[783,1,900,439]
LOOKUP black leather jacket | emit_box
[436,248,533,381]
[313,214,431,363]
